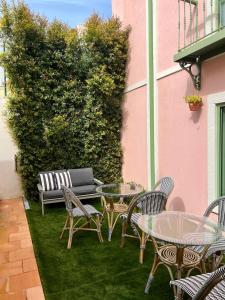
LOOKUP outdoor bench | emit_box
[37,168,103,215]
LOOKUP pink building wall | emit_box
[113,0,225,214]
[157,0,225,214]
[112,0,148,188]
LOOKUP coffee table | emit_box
[96,183,144,241]
[138,211,221,298]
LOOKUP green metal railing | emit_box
[178,0,225,50]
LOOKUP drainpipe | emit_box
[146,0,155,188]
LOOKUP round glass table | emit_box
[138,211,222,298]
[96,183,144,241]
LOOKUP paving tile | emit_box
[0,261,23,277]
[0,291,26,300]
[22,258,38,273]
[9,232,30,242]
[9,271,40,292]
[20,239,32,249]
[0,230,9,244]
[26,286,45,300]
[18,225,29,233]
[0,198,45,299]
[0,252,9,264]
[9,247,34,262]
[6,225,20,234]
[0,241,21,253]
[0,277,9,294]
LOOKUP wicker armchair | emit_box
[136,177,173,210]
[170,264,225,300]
[191,196,225,270]
[60,185,103,249]
[120,191,168,264]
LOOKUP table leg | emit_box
[175,247,184,300]
[107,210,113,241]
[119,196,124,204]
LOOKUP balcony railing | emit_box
[178,0,225,51]
[175,0,225,90]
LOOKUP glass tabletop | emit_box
[96,183,144,198]
[138,211,222,246]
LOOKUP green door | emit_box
[219,106,225,196]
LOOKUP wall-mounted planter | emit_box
[184,95,203,112]
[188,102,202,111]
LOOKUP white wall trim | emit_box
[146,0,151,189]
[153,0,158,183]
[124,80,147,94]
[156,64,182,80]
[208,91,225,204]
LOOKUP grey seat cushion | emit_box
[43,184,97,200]
[70,185,97,195]
[43,189,63,199]
[68,168,94,186]
[72,204,102,217]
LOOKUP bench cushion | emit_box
[43,185,97,200]
[68,168,94,186]
[70,185,97,195]
[43,189,63,199]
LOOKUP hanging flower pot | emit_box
[184,95,203,112]
[188,102,202,111]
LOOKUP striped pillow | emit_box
[39,172,56,191]
[54,171,72,189]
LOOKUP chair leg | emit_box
[120,222,127,248]
[96,215,103,243]
[42,202,44,216]
[87,220,91,228]
[139,231,146,264]
[67,217,74,249]
[211,252,222,271]
[200,258,206,274]
[60,216,69,239]
[144,253,160,294]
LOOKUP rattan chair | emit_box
[60,185,103,249]
[120,191,168,264]
[170,264,225,300]
[191,196,225,270]
[136,177,174,210]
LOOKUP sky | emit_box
[27,0,112,27]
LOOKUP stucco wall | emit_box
[122,87,148,187]
[112,0,148,188]
[0,98,22,199]
[157,0,225,214]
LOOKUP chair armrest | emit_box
[94,178,104,185]
[37,183,44,192]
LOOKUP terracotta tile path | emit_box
[0,198,45,300]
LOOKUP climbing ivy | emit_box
[0,1,129,199]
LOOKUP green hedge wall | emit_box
[0,1,129,199]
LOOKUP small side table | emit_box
[96,183,144,241]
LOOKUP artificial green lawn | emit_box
[26,200,174,300]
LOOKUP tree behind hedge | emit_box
[0,1,129,199]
